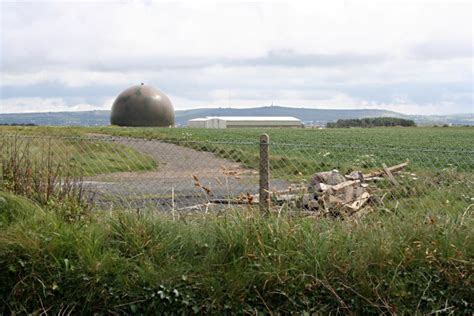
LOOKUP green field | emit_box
[90,125,473,148]
[93,126,474,182]
[2,126,473,174]
[2,125,472,148]
[0,133,157,177]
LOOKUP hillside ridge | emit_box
[0,106,472,126]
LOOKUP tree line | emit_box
[326,117,416,128]
[0,123,36,126]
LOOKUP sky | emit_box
[0,0,472,115]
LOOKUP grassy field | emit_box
[93,126,474,184]
[91,125,474,149]
[2,125,471,148]
[1,126,473,177]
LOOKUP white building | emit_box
[187,116,303,128]
[187,118,208,128]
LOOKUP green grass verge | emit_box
[1,135,157,176]
[0,191,472,314]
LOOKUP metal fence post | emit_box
[259,134,270,214]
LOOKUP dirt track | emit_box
[84,136,288,210]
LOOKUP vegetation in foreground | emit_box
[0,190,472,314]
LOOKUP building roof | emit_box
[188,118,208,122]
[196,116,301,122]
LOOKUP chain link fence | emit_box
[1,134,472,216]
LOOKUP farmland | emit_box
[1,125,472,148]
[1,126,473,176]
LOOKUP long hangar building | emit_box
[188,116,303,128]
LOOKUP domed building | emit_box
[110,84,175,127]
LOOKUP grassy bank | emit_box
[0,134,157,176]
[0,191,472,314]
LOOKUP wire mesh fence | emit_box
[1,134,472,216]
[269,142,473,218]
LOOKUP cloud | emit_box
[0,97,110,114]
[411,40,473,60]
[0,0,473,115]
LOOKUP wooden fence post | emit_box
[259,134,270,214]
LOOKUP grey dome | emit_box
[110,84,175,127]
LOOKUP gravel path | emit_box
[83,135,288,210]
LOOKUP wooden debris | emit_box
[187,161,409,220]
[210,198,247,204]
[331,180,358,192]
[362,161,409,180]
[382,163,399,186]
[345,191,371,210]
[282,161,409,218]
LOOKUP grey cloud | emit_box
[411,40,473,60]
[1,50,388,73]
[90,50,388,71]
[235,50,387,67]
[2,79,472,110]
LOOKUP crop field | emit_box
[2,126,473,170]
[2,125,472,148]
[91,126,473,175]
[1,126,472,177]
[92,125,473,149]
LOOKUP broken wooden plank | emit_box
[317,161,408,192]
[275,193,312,203]
[270,187,307,196]
[382,163,399,186]
[363,176,385,182]
[330,180,358,192]
[345,191,371,210]
[362,161,409,179]
[210,198,256,205]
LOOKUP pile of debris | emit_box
[192,161,409,218]
[275,161,409,218]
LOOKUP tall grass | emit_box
[0,136,93,221]
[0,190,472,314]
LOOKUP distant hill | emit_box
[0,110,110,126]
[0,106,472,126]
